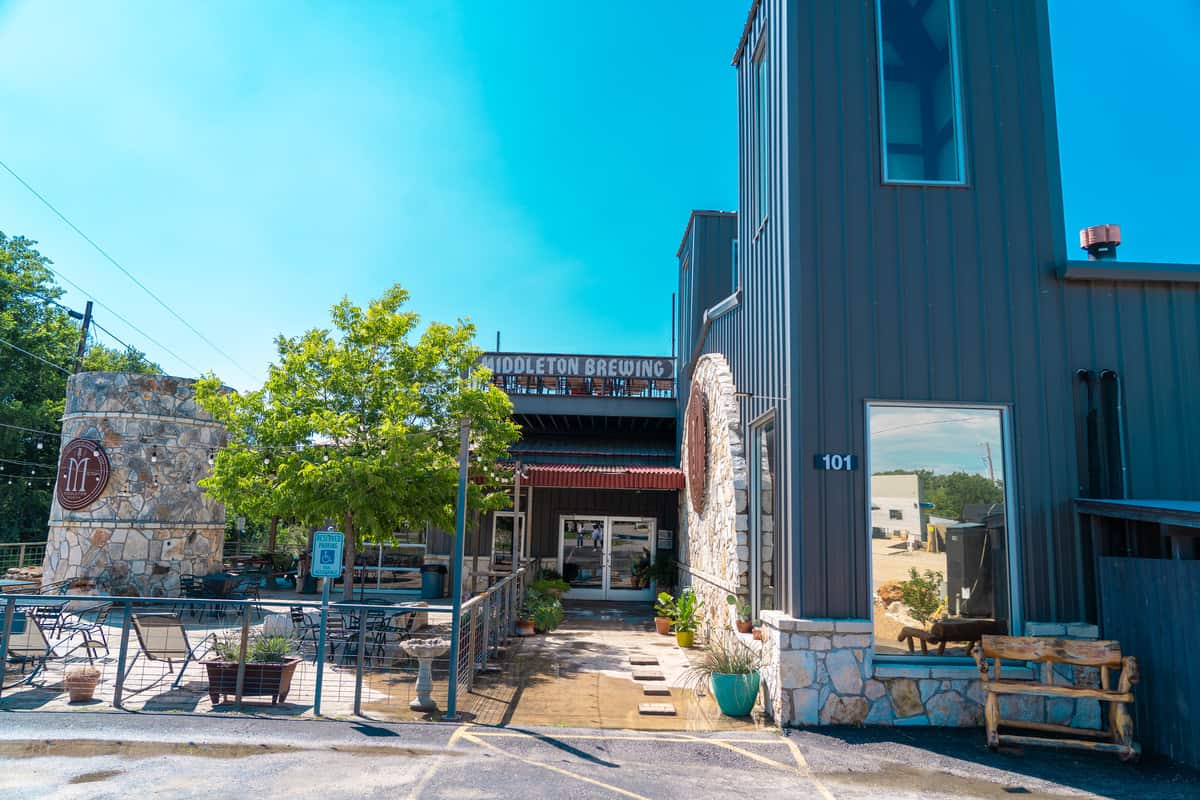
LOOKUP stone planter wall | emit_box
[42,372,227,596]
[759,611,1102,729]
[680,354,749,629]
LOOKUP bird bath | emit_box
[400,638,450,712]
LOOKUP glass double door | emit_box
[558,515,656,601]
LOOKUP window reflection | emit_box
[869,405,1010,656]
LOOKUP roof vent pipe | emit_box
[1080,224,1121,261]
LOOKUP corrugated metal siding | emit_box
[1099,557,1200,768]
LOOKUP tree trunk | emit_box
[342,511,356,601]
[267,515,279,553]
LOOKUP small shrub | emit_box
[654,591,676,619]
[900,568,944,628]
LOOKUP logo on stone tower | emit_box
[56,438,111,510]
[685,380,709,514]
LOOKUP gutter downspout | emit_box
[682,289,742,383]
[1099,369,1129,499]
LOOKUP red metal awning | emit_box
[524,463,685,490]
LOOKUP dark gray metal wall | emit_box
[678,211,738,365]
[688,0,1200,623]
[1099,557,1200,768]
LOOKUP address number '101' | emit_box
[814,453,858,471]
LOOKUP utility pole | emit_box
[443,415,471,721]
[982,442,996,484]
[72,300,93,374]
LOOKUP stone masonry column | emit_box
[41,372,227,596]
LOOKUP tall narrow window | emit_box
[750,414,778,614]
[876,0,966,184]
[754,41,769,221]
[730,238,739,292]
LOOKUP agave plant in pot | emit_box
[653,591,676,636]
[673,588,702,648]
[204,627,301,705]
[684,631,763,717]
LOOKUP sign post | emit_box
[310,530,344,716]
[443,417,471,721]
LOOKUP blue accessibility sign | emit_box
[311,531,344,579]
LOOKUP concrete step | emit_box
[638,702,677,716]
[631,669,665,681]
[629,656,659,666]
[642,686,671,696]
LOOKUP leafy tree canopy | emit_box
[0,232,159,542]
[196,284,518,596]
[875,468,1004,521]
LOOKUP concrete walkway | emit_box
[464,600,768,731]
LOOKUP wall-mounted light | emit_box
[151,447,158,464]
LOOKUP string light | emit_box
[36,440,43,450]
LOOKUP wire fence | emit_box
[0,541,46,573]
[0,566,526,720]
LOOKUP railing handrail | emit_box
[0,592,451,614]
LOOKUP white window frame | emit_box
[864,400,1023,661]
[491,511,527,566]
[875,0,969,186]
[749,409,779,617]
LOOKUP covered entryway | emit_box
[558,516,656,601]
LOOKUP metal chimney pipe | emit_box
[1080,224,1121,261]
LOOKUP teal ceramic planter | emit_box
[710,671,761,717]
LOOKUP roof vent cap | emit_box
[1080,224,1121,261]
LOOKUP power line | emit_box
[0,334,72,374]
[0,157,254,381]
[91,319,137,354]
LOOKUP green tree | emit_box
[0,233,159,542]
[196,284,518,599]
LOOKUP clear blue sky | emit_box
[1,1,1197,391]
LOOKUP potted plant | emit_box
[684,631,763,717]
[673,588,702,648]
[900,567,945,629]
[204,632,302,705]
[520,587,565,634]
[653,591,675,636]
[516,608,536,636]
[64,665,101,703]
[726,594,753,634]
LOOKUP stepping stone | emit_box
[642,686,671,696]
[638,702,677,716]
[629,656,659,666]
[632,669,665,681]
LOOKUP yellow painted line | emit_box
[460,731,650,800]
[468,731,787,745]
[678,733,796,772]
[781,734,838,800]
[404,724,470,800]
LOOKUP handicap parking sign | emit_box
[311,531,344,578]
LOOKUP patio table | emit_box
[0,579,39,594]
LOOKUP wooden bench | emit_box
[973,635,1139,760]
[899,618,1007,655]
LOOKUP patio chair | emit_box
[36,579,72,596]
[125,613,218,693]
[58,602,113,659]
[2,612,100,689]
[28,602,68,638]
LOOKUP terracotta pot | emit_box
[751,627,764,641]
[735,619,753,634]
[654,616,672,635]
[516,619,536,636]
[64,668,101,704]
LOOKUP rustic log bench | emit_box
[973,635,1139,760]
[898,618,1007,655]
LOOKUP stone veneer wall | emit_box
[42,372,227,596]
[758,611,1103,729]
[681,354,749,628]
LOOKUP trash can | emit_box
[420,563,448,599]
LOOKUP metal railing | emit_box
[1,571,526,718]
[0,541,46,573]
[492,374,675,399]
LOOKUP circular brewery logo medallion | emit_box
[685,380,708,513]
[56,438,111,510]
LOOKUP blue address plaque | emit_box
[813,453,859,471]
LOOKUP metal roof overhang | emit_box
[525,464,685,491]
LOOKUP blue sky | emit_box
[0,1,1197,391]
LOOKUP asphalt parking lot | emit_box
[0,711,1195,799]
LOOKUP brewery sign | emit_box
[685,381,708,513]
[56,438,111,510]
[480,352,674,380]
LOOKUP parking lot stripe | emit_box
[460,731,651,800]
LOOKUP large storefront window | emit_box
[868,404,1012,656]
[750,414,778,614]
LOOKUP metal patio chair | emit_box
[124,613,218,694]
[2,612,100,689]
[58,602,113,659]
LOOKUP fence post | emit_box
[480,597,491,671]
[353,607,367,716]
[234,604,250,708]
[112,600,134,709]
[0,598,15,701]
[17,544,26,568]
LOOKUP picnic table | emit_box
[0,579,39,594]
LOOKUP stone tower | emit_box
[41,372,227,596]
